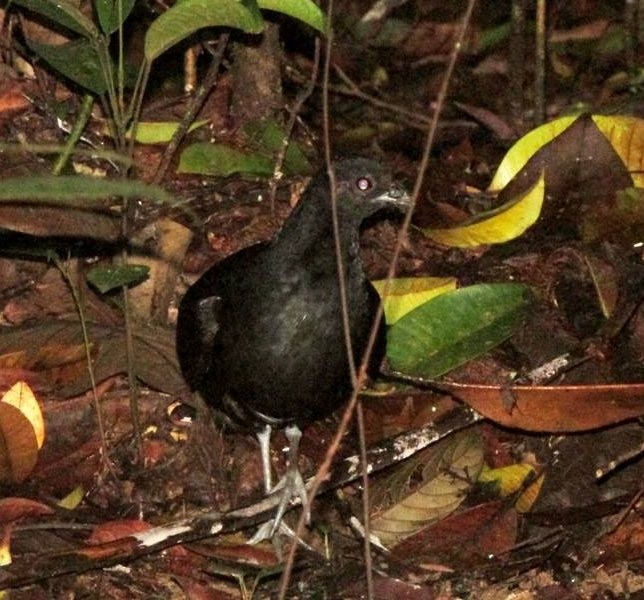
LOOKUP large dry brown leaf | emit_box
[0,320,185,396]
[391,500,518,568]
[498,114,634,236]
[442,381,644,432]
[0,206,120,241]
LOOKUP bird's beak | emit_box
[373,183,412,212]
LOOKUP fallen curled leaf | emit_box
[0,497,54,524]
[371,432,484,546]
[422,172,545,247]
[87,519,152,545]
[1,381,44,449]
[478,463,545,513]
[441,381,644,432]
[0,402,39,483]
[391,500,518,567]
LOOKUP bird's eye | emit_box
[355,176,373,192]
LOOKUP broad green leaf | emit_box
[87,264,149,293]
[423,172,545,247]
[94,0,136,34]
[371,277,457,325]
[258,0,326,34]
[387,283,532,378]
[178,143,273,176]
[27,39,107,95]
[0,175,176,208]
[125,120,209,144]
[145,0,264,62]
[10,0,99,38]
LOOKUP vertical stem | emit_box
[534,0,547,125]
[52,94,94,175]
[509,0,526,127]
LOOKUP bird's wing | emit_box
[177,241,271,391]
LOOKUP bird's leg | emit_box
[270,424,309,536]
[250,424,312,548]
[256,424,273,494]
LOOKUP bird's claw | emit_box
[269,464,310,537]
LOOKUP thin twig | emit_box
[267,39,321,212]
[152,34,230,185]
[52,255,115,477]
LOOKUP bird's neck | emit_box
[275,204,361,261]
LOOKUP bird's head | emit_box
[331,158,411,221]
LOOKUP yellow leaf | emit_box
[479,463,544,513]
[0,527,11,566]
[0,404,39,484]
[422,172,545,248]
[371,277,457,324]
[489,117,577,191]
[592,115,644,188]
[58,486,86,510]
[1,382,45,449]
[489,115,644,191]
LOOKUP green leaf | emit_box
[87,264,149,293]
[243,118,313,175]
[27,39,108,95]
[258,0,326,34]
[0,175,177,209]
[387,283,532,378]
[125,119,209,144]
[371,277,457,325]
[10,0,99,38]
[178,143,273,176]
[144,0,264,62]
[94,0,136,34]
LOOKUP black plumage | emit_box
[176,158,410,532]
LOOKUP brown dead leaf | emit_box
[0,320,185,396]
[595,509,644,563]
[498,114,633,236]
[391,501,518,568]
[402,21,481,58]
[0,402,39,483]
[87,519,152,545]
[0,497,54,524]
[442,381,644,432]
[0,206,120,241]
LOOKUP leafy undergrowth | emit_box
[0,0,642,598]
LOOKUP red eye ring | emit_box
[356,176,373,192]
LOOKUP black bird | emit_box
[176,158,410,534]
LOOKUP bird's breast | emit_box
[215,269,375,423]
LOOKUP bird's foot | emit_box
[251,424,312,546]
[249,518,314,555]
[269,454,310,536]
